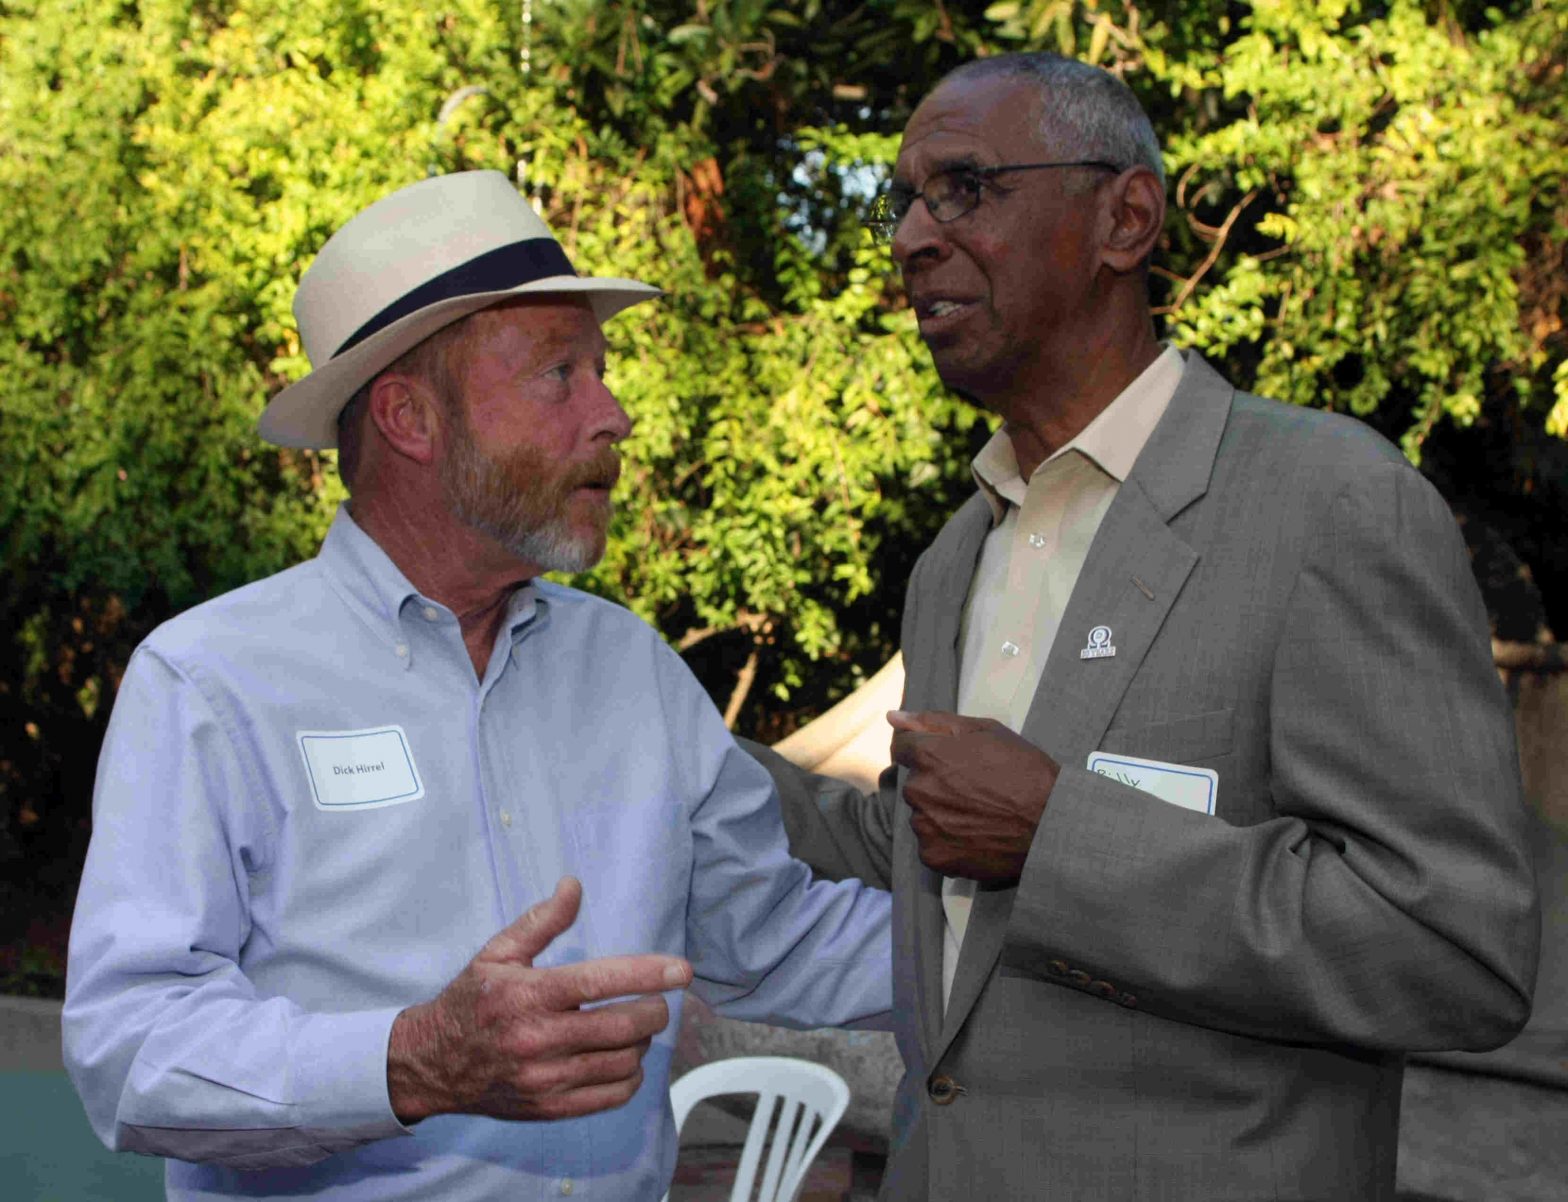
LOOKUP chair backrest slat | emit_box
[663,1056,851,1202]
[755,1096,801,1201]
[729,1091,777,1202]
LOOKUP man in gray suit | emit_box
[750,51,1539,1200]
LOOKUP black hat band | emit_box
[332,237,577,358]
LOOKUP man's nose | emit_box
[590,376,635,444]
[890,197,949,273]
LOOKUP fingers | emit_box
[889,710,991,768]
[478,876,584,967]
[542,1044,650,1094]
[887,709,977,735]
[907,811,958,875]
[533,953,692,1010]
[526,1068,649,1121]
[493,1035,657,1122]
[514,999,669,1059]
[476,883,694,1006]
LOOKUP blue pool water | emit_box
[1,1071,164,1200]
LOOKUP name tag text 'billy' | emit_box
[298,726,423,811]
[1085,750,1216,815]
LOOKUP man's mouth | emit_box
[918,298,976,326]
[570,465,620,504]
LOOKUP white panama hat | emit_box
[258,170,661,448]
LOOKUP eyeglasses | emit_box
[868,160,1122,244]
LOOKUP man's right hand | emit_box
[387,876,692,1124]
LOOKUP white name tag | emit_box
[298,726,424,811]
[1086,750,1217,815]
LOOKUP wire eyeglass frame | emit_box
[868,160,1122,244]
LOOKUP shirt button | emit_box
[1028,532,1046,548]
[422,606,440,622]
[394,644,409,659]
[499,811,513,829]
[560,1180,574,1196]
[1001,641,1020,658]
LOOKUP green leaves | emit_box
[0,0,1562,753]
[1155,0,1567,464]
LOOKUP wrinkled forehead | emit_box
[468,295,608,362]
[895,75,1051,183]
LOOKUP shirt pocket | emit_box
[1097,706,1234,765]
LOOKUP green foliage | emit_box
[0,0,988,883]
[1,0,1565,953]
[1158,0,1568,465]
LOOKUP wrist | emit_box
[387,1001,446,1124]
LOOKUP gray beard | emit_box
[440,428,606,575]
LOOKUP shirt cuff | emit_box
[292,1006,413,1140]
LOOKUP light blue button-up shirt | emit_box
[64,506,891,1200]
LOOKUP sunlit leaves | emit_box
[1157,0,1566,463]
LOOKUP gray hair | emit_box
[942,53,1165,190]
[334,314,476,491]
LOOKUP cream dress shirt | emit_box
[941,345,1186,1010]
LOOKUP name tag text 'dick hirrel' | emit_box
[298,725,424,811]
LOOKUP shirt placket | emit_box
[494,613,594,1198]
[472,609,555,936]
[991,464,1070,730]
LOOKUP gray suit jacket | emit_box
[753,353,1539,1201]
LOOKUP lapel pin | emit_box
[1080,625,1117,660]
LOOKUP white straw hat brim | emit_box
[259,277,658,449]
[256,171,661,449]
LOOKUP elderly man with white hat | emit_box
[62,171,892,1201]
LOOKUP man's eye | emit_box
[943,169,984,201]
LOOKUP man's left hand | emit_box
[889,710,1059,883]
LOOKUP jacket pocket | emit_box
[1098,706,1234,764]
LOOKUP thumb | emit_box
[887,709,973,736]
[477,876,582,967]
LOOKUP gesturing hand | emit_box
[889,710,1060,883]
[387,876,692,1124]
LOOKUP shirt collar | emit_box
[971,344,1187,525]
[317,505,541,664]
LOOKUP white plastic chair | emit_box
[662,1055,852,1202]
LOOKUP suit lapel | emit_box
[901,495,990,714]
[900,495,991,1063]
[1019,487,1199,762]
[930,352,1234,1059]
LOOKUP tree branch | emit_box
[722,643,761,730]
[1153,189,1258,317]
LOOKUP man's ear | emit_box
[367,374,444,466]
[1100,165,1166,274]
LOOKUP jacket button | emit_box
[928,1075,960,1105]
[1047,959,1069,976]
[1090,979,1117,999]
